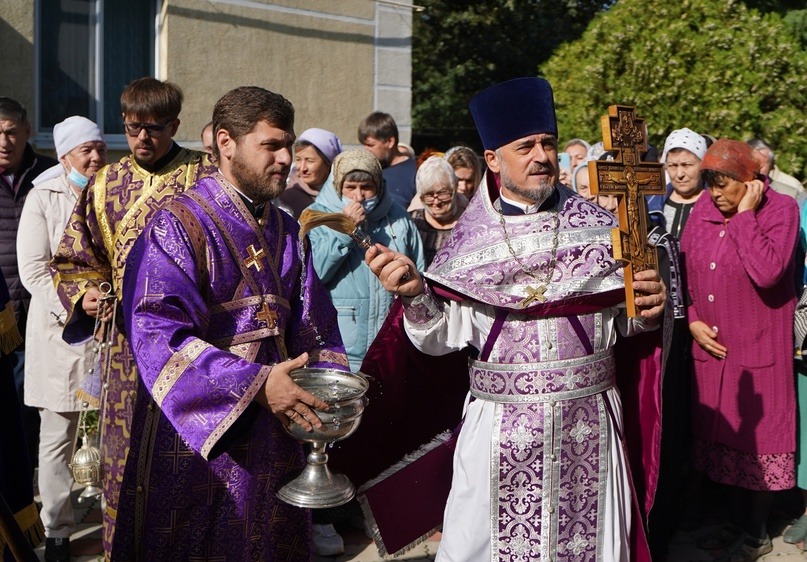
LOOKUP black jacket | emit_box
[0,143,58,333]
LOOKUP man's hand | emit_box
[82,286,113,321]
[689,320,727,359]
[365,244,423,297]
[343,200,367,226]
[632,269,666,321]
[255,352,330,432]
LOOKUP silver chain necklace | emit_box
[498,211,560,307]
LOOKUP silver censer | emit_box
[277,368,369,509]
[69,408,103,503]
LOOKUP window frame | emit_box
[32,0,161,151]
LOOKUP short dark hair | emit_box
[358,112,398,145]
[702,168,736,186]
[0,97,28,124]
[120,77,183,122]
[211,86,294,160]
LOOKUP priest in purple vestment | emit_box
[115,86,349,561]
[364,78,667,562]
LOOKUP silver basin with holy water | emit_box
[277,368,369,509]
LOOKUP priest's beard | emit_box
[230,149,288,204]
[498,157,556,207]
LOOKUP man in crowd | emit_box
[114,85,349,560]
[0,97,58,468]
[358,111,416,209]
[365,77,666,561]
[50,77,214,554]
[201,120,214,154]
[748,138,804,199]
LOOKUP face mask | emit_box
[361,196,378,214]
[67,166,90,189]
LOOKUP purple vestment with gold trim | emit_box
[50,148,216,554]
[113,174,349,561]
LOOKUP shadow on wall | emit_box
[0,17,35,116]
[0,10,95,133]
[166,4,383,46]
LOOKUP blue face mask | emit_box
[67,167,90,189]
[361,196,378,214]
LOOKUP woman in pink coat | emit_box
[681,139,799,562]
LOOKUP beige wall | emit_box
[0,1,36,118]
[1,0,412,151]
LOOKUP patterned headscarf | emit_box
[661,128,707,163]
[332,149,382,196]
[700,138,759,183]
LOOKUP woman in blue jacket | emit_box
[306,149,425,372]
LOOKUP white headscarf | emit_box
[33,116,103,186]
[660,128,707,163]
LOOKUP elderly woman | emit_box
[681,139,799,562]
[17,116,107,561]
[306,149,424,371]
[571,160,619,213]
[410,156,468,267]
[305,149,424,553]
[276,127,342,218]
[445,145,482,200]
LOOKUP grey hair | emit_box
[0,97,28,123]
[416,155,456,195]
[747,138,774,165]
[570,161,592,193]
[564,138,591,152]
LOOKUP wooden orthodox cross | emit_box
[588,105,665,317]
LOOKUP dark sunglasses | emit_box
[123,121,173,137]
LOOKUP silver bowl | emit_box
[277,368,369,509]
[284,368,368,443]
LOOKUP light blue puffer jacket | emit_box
[305,177,425,371]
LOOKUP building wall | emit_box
[0,0,412,151]
[0,1,36,115]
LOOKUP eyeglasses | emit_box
[421,189,453,203]
[123,121,173,137]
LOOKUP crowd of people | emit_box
[0,71,804,562]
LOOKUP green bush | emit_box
[540,0,807,181]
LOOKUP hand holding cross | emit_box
[588,105,666,317]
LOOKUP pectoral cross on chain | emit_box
[256,302,278,329]
[519,285,547,308]
[588,105,665,317]
[244,244,266,272]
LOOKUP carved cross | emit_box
[518,285,547,308]
[588,105,665,317]
[244,244,266,272]
[256,302,278,329]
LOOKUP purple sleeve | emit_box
[123,211,270,460]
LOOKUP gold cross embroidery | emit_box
[519,285,547,308]
[256,302,278,329]
[244,244,266,272]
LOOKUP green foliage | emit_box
[412,0,611,150]
[784,9,807,48]
[540,0,807,181]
